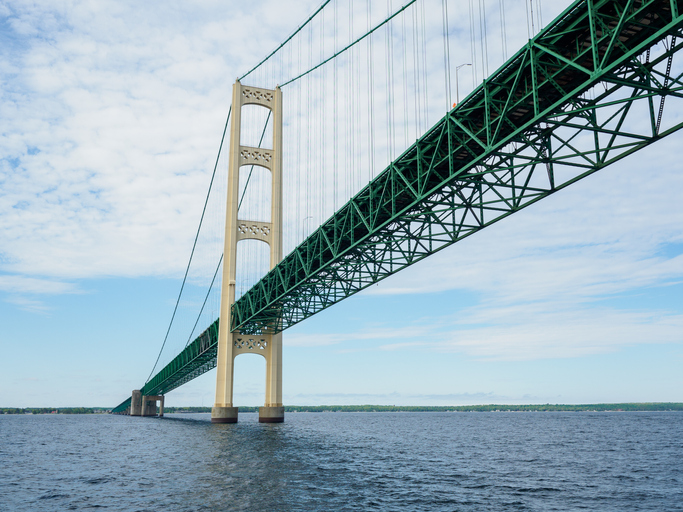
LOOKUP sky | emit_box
[1,0,682,408]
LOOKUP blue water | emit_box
[1,412,681,511]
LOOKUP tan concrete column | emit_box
[259,86,284,424]
[264,332,283,407]
[212,80,243,424]
[270,86,283,270]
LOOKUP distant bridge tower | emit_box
[212,80,284,424]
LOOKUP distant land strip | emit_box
[2,403,683,414]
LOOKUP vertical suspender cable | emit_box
[296,37,302,244]
[368,0,376,180]
[421,0,429,131]
[333,0,338,212]
[386,0,394,160]
[479,0,489,77]
[469,0,478,87]
[348,1,352,195]
[536,0,543,32]
[402,8,409,148]
[413,4,421,140]
[441,0,452,108]
[529,0,536,37]
[499,0,508,61]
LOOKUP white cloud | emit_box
[0,0,320,285]
[0,0,573,287]
[0,274,79,294]
[286,325,427,348]
[436,305,683,361]
[295,298,683,362]
[3,295,51,313]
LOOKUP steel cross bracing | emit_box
[111,320,218,413]
[232,0,683,334]
[112,0,683,412]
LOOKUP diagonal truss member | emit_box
[232,0,683,334]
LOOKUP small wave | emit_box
[514,487,561,493]
[83,476,113,485]
[39,491,69,500]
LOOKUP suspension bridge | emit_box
[112,0,683,422]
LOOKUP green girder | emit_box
[112,0,683,411]
[110,320,219,413]
[232,0,683,334]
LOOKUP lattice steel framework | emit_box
[112,0,683,412]
[111,321,218,413]
[232,0,683,333]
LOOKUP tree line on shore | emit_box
[241,403,683,413]
[3,403,682,414]
[1,407,108,414]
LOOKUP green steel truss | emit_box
[232,0,683,334]
[112,0,683,412]
[111,320,218,413]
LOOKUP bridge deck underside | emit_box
[113,0,683,412]
[233,0,683,334]
[111,321,218,413]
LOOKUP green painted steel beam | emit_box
[110,320,219,413]
[231,0,683,335]
[111,397,131,414]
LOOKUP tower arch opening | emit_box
[232,353,267,408]
[240,104,274,150]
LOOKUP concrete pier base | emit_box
[142,395,163,417]
[141,399,157,417]
[130,390,142,416]
[259,406,285,423]
[211,406,239,423]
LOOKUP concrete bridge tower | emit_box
[212,80,284,424]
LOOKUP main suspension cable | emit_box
[146,105,232,382]
[279,0,418,88]
[184,254,222,348]
[239,0,332,82]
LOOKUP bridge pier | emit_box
[212,80,285,424]
[211,406,238,424]
[142,395,164,417]
[259,406,285,423]
[129,390,164,417]
[130,389,142,416]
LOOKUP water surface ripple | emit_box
[1,412,681,511]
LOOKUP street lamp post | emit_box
[455,63,472,105]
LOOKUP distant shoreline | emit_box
[2,403,683,414]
